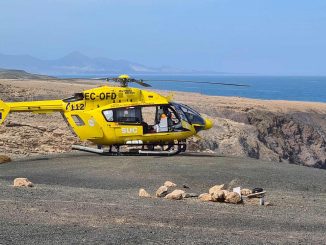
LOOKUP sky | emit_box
[0,0,325,75]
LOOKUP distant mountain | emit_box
[0,52,193,75]
[0,68,55,79]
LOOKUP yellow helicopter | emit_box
[0,75,247,156]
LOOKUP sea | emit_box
[58,75,326,103]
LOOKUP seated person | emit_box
[154,112,169,132]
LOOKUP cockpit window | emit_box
[102,107,141,123]
[103,110,114,121]
[115,107,141,123]
[170,103,187,122]
[171,103,205,125]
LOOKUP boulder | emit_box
[209,184,225,194]
[156,186,168,197]
[265,202,273,206]
[211,190,225,202]
[222,190,230,196]
[13,178,34,187]
[0,155,11,164]
[139,188,151,198]
[241,188,252,196]
[198,193,213,202]
[164,181,177,188]
[225,192,242,204]
[165,189,185,200]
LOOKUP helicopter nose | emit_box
[204,118,213,130]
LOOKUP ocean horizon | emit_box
[58,75,326,103]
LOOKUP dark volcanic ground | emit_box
[0,153,325,244]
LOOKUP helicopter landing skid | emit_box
[72,143,186,156]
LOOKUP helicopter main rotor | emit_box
[94,74,249,88]
[96,75,151,87]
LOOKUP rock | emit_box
[0,155,11,164]
[182,193,199,198]
[165,189,185,200]
[164,181,177,188]
[247,110,326,169]
[156,186,168,197]
[211,190,225,202]
[225,192,242,204]
[209,184,225,194]
[139,188,151,198]
[13,178,34,187]
[241,188,252,196]
[265,202,273,206]
[52,129,66,136]
[222,190,230,196]
[198,193,213,202]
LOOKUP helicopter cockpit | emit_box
[102,102,207,134]
[171,103,205,126]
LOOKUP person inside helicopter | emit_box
[153,105,182,133]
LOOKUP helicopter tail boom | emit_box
[0,100,10,125]
[6,100,64,112]
[0,100,64,125]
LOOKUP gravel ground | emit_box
[0,153,325,244]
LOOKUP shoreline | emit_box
[1,78,326,107]
[54,75,326,103]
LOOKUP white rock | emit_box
[198,193,213,202]
[222,190,230,196]
[241,188,252,196]
[211,190,225,202]
[165,190,185,200]
[156,186,168,197]
[139,188,151,198]
[225,192,242,204]
[164,181,177,188]
[13,178,34,187]
[209,184,225,194]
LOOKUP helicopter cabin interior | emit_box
[100,103,206,135]
[102,104,184,134]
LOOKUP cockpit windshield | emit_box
[171,103,205,125]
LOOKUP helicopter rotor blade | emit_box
[53,76,249,87]
[90,77,110,80]
[90,77,121,82]
[141,79,249,87]
[132,79,152,87]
